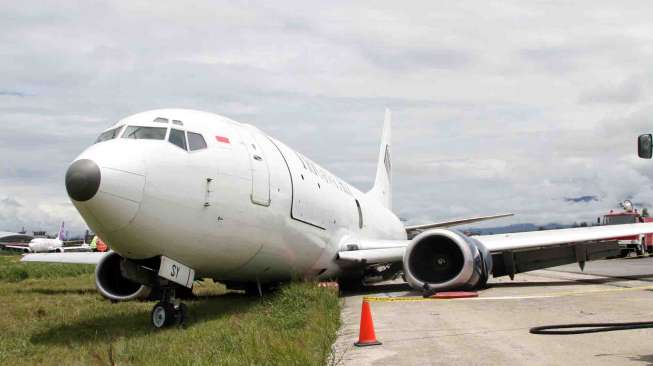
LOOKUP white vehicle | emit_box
[23,108,653,328]
[6,222,91,253]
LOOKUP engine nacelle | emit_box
[95,252,151,301]
[403,229,493,291]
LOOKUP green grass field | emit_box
[0,254,341,365]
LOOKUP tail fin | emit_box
[57,222,65,241]
[367,109,392,210]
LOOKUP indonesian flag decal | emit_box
[215,135,230,144]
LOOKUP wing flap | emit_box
[21,252,107,264]
[491,240,620,278]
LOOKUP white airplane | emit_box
[22,108,653,328]
[6,222,91,253]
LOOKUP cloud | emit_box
[564,196,599,203]
[579,78,645,104]
[0,90,30,97]
[2,1,653,234]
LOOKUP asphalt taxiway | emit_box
[333,257,653,365]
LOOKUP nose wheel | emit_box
[150,287,188,329]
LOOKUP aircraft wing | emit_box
[60,244,93,252]
[21,252,107,264]
[475,223,651,251]
[338,223,653,277]
[405,213,513,237]
[2,245,31,252]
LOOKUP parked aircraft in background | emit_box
[23,108,653,328]
[6,222,91,253]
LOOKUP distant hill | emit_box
[463,222,573,235]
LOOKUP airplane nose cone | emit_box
[65,159,101,202]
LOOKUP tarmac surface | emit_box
[333,257,653,365]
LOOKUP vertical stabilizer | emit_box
[367,109,392,210]
[57,222,66,241]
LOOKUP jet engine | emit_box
[95,252,152,301]
[402,229,493,291]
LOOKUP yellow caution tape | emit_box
[363,284,653,303]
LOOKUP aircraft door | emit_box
[242,130,271,206]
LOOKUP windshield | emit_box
[188,132,207,151]
[122,126,167,140]
[605,215,637,225]
[95,126,124,143]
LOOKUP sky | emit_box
[2,1,653,235]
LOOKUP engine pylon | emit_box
[354,299,382,347]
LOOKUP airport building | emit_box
[0,231,34,246]
[0,231,34,243]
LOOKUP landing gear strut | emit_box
[150,287,187,329]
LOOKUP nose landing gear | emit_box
[150,287,188,329]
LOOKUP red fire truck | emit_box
[601,200,653,256]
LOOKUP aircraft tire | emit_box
[176,303,188,326]
[151,302,176,329]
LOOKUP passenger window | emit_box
[95,126,124,143]
[122,126,167,140]
[188,132,207,151]
[169,129,187,150]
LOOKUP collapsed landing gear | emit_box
[150,287,187,329]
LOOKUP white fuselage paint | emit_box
[28,238,63,253]
[71,109,406,282]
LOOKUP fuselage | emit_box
[28,238,63,253]
[67,109,406,282]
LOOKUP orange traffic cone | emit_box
[354,299,382,347]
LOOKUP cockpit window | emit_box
[122,126,167,140]
[169,129,187,150]
[153,117,169,123]
[188,132,207,151]
[95,126,124,143]
[172,120,183,126]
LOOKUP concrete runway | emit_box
[333,257,653,365]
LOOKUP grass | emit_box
[0,255,342,365]
[0,253,96,282]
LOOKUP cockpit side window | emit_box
[95,126,124,143]
[122,126,167,140]
[153,117,169,124]
[188,132,207,151]
[169,129,187,150]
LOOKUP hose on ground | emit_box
[530,321,653,335]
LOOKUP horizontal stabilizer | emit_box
[405,213,513,236]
